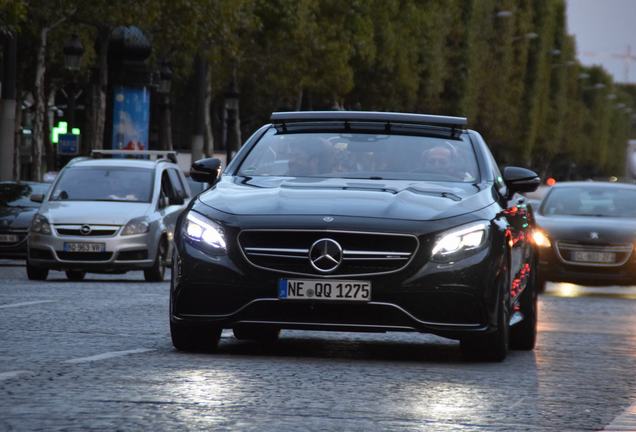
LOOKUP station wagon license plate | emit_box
[571,251,615,264]
[63,242,105,253]
[0,234,18,243]
[278,279,371,301]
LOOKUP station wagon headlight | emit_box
[431,221,490,262]
[184,212,226,252]
[30,214,51,235]
[531,229,551,248]
[122,218,150,236]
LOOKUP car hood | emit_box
[536,214,636,244]
[41,201,152,225]
[198,177,494,221]
[0,206,38,229]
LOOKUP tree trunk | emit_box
[32,27,50,181]
[43,87,57,172]
[204,68,214,157]
[85,32,109,152]
[13,91,22,181]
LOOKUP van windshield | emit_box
[50,167,154,202]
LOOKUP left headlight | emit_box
[431,221,490,262]
[122,218,150,236]
[184,211,227,253]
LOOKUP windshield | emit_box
[541,185,636,217]
[0,183,49,208]
[238,130,480,182]
[51,167,154,203]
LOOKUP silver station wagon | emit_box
[27,151,191,281]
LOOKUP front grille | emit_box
[555,241,633,267]
[54,225,119,237]
[238,230,418,277]
[56,251,113,261]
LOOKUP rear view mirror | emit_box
[191,158,222,185]
[30,194,44,203]
[503,166,540,196]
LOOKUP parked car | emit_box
[170,111,540,361]
[534,181,636,292]
[0,181,50,259]
[27,151,191,281]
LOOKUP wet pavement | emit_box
[0,261,635,431]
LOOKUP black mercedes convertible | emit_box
[170,111,540,361]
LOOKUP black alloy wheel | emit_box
[170,321,222,352]
[26,259,48,281]
[65,270,86,281]
[461,266,510,362]
[144,239,167,282]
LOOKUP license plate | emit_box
[278,279,371,301]
[571,251,615,263]
[0,234,18,243]
[63,242,105,253]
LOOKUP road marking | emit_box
[0,300,55,309]
[0,370,30,381]
[64,348,155,364]
[604,399,636,431]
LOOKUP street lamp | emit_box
[63,34,84,72]
[224,79,240,165]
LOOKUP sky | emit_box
[566,0,636,84]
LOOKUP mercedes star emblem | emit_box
[322,216,334,223]
[309,238,343,273]
[80,225,92,235]
[590,232,599,240]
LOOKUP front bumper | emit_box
[28,231,156,272]
[171,240,504,340]
[538,245,636,286]
[0,229,28,258]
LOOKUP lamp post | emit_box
[61,34,84,160]
[157,61,173,150]
[224,79,240,165]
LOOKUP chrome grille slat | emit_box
[238,229,419,278]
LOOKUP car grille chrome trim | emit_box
[555,241,633,267]
[54,224,120,237]
[238,229,419,278]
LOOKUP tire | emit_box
[510,266,538,351]
[233,325,280,342]
[65,270,86,281]
[144,239,167,282]
[170,321,221,352]
[461,269,510,362]
[26,260,48,281]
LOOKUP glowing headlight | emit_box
[184,212,226,252]
[30,214,51,235]
[122,219,150,236]
[431,221,489,261]
[531,229,551,248]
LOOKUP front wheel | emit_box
[26,260,48,281]
[461,271,510,362]
[144,239,167,282]
[510,267,538,350]
[170,321,221,352]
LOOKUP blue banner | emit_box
[111,86,150,150]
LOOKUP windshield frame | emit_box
[235,128,482,183]
[49,165,156,203]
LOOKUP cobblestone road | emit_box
[0,261,635,431]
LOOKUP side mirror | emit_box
[191,158,222,185]
[503,166,540,196]
[30,194,44,203]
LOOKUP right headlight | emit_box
[183,211,227,254]
[531,229,551,248]
[431,221,490,262]
[30,214,52,235]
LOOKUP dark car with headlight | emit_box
[171,111,540,361]
[533,181,636,291]
[0,181,50,258]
